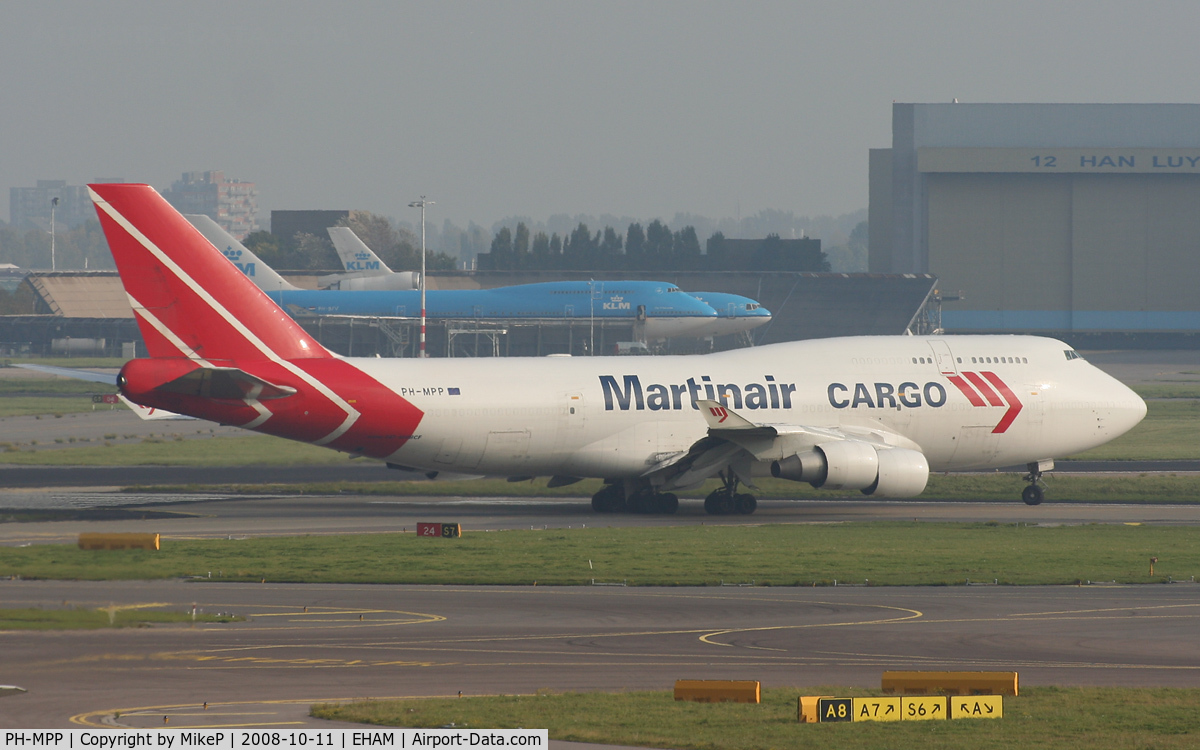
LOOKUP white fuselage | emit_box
[350,335,1145,479]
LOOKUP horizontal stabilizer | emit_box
[154,366,297,401]
[14,363,116,385]
[117,394,193,421]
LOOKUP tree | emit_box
[599,226,623,256]
[645,220,672,258]
[514,222,531,268]
[625,223,645,257]
[489,227,514,269]
[335,211,451,271]
[566,222,597,261]
[846,220,868,270]
[243,229,313,269]
[532,231,550,259]
[823,220,868,272]
[340,211,398,256]
[0,219,114,270]
[0,283,37,314]
[674,226,701,257]
[294,232,339,269]
[706,231,727,264]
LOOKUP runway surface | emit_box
[4,495,1200,547]
[2,579,1198,730]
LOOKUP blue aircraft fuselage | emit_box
[268,280,719,340]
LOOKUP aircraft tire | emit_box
[592,485,623,513]
[734,493,757,515]
[704,492,720,515]
[1022,484,1044,506]
[658,493,679,514]
[715,494,735,515]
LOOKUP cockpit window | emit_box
[1064,349,1083,361]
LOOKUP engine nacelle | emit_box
[862,447,929,497]
[330,272,420,291]
[771,449,825,483]
[771,442,928,498]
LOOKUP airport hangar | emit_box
[0,269,940,358]
[871,102,1200,346]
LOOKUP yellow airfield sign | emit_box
[802,694,1003,723]
[952,695,1004,719]
[853,697,901,722]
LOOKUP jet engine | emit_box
[328,272,420,291]
[770,442,928,497]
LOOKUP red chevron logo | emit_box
[945,371,1023,433]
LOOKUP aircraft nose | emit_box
[1099,376,1147,439]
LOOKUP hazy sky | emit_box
[5,1,1200,228]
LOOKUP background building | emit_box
[162,171,258,239]
[9,179,122,231]
[870,103,1200,339]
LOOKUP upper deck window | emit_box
[1064,349,1082,361]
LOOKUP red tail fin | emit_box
[90,183,327,362]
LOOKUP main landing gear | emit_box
[590,483,679,514]
[703,471,757,515]
[1022,460,1053,506]
[589,471,759,516]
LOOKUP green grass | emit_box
[0,606,239,630]
[0,376,118,415]
[1133,384,1200,399]
[1073,399,1200,460]
[0,397,121,418]
[0,433,349,466]
[311,687,1200,750]
[0,523,1195,586]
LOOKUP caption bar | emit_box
[2,731,547,749]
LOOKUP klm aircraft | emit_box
[690,292,772,337]
[186,216,718,341]
[327,225,773,338]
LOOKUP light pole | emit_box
[50,196,59,271]
[408,196,434,358]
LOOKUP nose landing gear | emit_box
[1022,459,1053,505]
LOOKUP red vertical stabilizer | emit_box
[91,184,424,457]
[89,183,327,363]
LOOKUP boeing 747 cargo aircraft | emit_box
[97,185,1145,514]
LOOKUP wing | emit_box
[646,400,930,498]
